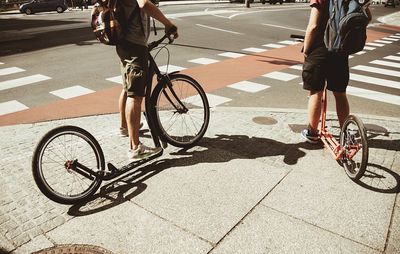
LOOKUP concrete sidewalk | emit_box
[0,107,399,253]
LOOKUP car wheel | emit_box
[25,8,33,15]
[279,0,283,4]
[261,0,266,3]
[56,6,64,13]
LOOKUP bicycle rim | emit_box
[153,74,210,148]
[339,115,369,180]
[32,126,104,204]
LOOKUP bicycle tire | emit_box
[151,73,210,148]
[339,115,369,180]
[32,126,105,204]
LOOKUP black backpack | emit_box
[91,0,138,46]
[324,0,370,55]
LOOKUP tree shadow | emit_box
[68,133,321,216]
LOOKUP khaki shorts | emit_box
[116,42,148,97]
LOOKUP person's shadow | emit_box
[68,133,321,216]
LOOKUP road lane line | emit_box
[159,65,186,73]
[0,67,25,76]
[228,81,270,93]
[363,46,376,50]
[263,43,285,49]
[370,60,400,69]
[261,23,306,33]
[184,93,231,108]
[196,24,243,35]
[0,74,51,91]
[355,51,366,55]
[242,47,267,53]
[352,65,400,77]
[375,39,393,44]
[365,42,385,47]
[279,40,301,45]
[382,37,399,41]
[106,75,123,84]
[347,86,400,106]
[0,100,28,116]
[50,85,95,99]
[350,73,400,89]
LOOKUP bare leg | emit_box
[333,91,349,128]
[307,90,323,134]
[126,96,143,150]
[119,89,127,129]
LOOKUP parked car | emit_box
[19,0,67,15]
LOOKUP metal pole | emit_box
[245,0,250,8]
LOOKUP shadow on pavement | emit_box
[68,134,321,216]
[358,163,400,194]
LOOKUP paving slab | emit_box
[210,205,380,254]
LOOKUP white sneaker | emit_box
[119,122,144,137]
[128,143,162,161]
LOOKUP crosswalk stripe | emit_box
[370,60,400,69]
[350,73,400,89]
[382,37,399,41]
[347,86,400,106]
[290,64,303,70]
[384,55,400,62]
[0,100,29,116]
[0,67,25,76]
[242,47,267,53]
[189,58,219,65]
[262,43,285,49]
[365,42,385,47]
[355,51,366,55]
[0,74,51,92]
[49,85,95,99]
[389,35,400,39]
[279,40,300,45]
[218,52,245,58]
[228,81,270,93]
[0,62,4,65]
[375,39,393,44]
[363,46,376,50]
[106,75,123,84]
[351,65,400,77]
[184,93,231,107]
[262,71,298,81]
[159,65,186,73]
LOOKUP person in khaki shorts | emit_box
[117,0,178,160]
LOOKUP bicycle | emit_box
[291,34,369,181]
[32,32,210,204]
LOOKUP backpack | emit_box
[91,0,137,46]
[324,0,369,55]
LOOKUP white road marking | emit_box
[0,74,51,91]
[384,55,400,62]
[49,85,95,99]
[262,71,299,81]
[242,47,267,53]
[189,58,219,65]
[365,42,385,47]
[166,10,237,19]
[352,65,400,77]
[184,93,231,108]
[228,81,270,93]
[347,86,400,106]
[290,64,303,70]
[279,40,300,45]
[350,73,400,89]
[106,75,123,84]
[196,24,243,35]
[382,37,399,41]
[355,51,366,55]
[363,46,376,50]
[389,35,400,39]
[218,52,245,58]
[159,65,187,73]
[0,67,25,76]
[261,23,306,33]
[262,43,285,49]
[375,39,393,44]
[370,60,400,69]
[0,100,28,116]
[0,62,4,65]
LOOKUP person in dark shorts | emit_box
[301,0,371,143]
[117,0,178,160]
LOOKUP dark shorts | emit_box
[302,46,349,92]
[116,41,148,97]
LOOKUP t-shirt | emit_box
[118,0,150,47]
[309,0,329,50]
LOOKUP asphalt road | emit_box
[0,2,399,124]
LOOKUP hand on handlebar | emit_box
[165,24,178,40]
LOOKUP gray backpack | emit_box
[324,0,369,55]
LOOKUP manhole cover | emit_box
[32,244,114,254]
[252,116,278,125]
